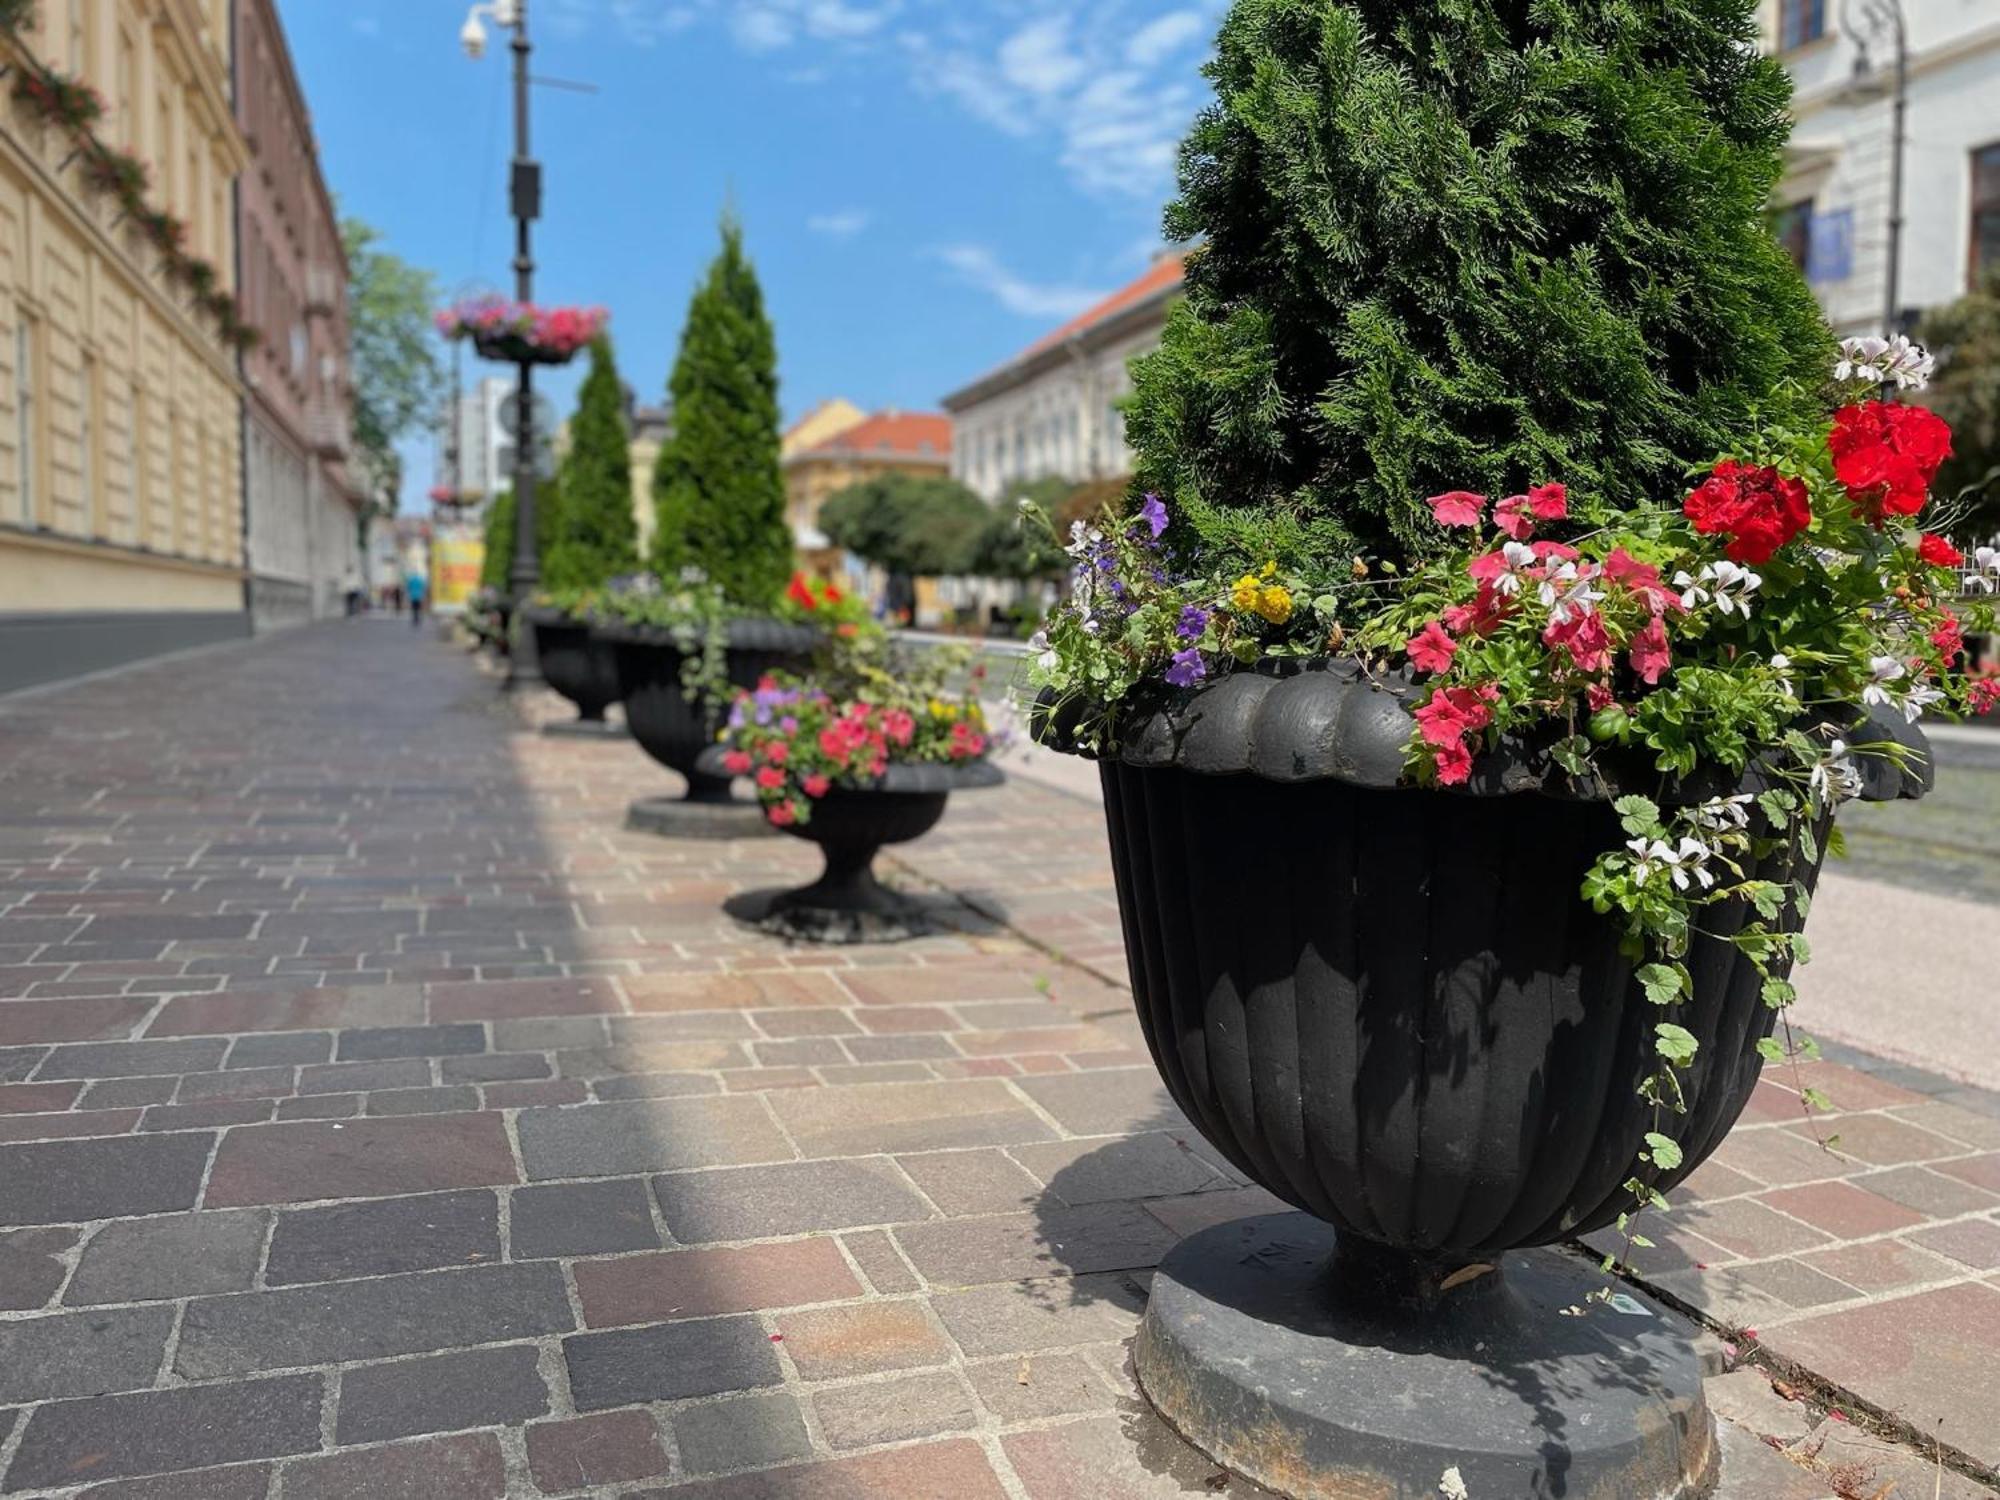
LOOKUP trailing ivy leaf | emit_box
[1757,788,1798,824]
[1551,734,1591,776]
[1798,823,1819,864]
[1756,1037,1787,1062]
[1614,794,1661,836]
[1791,885,1812,921]
[1644,1132,1685,1171]
[1798,1034,1821,1060]
[1655,1023,1699,1066]
[1761,977,1796,1008]
[1792,935,1812,966]
[1827,825,1848,860]
[1630,1233,1655,1248]
[1636,963,1686,1007]
[1749,884,1784,921]
[1801,1087,1834,1112]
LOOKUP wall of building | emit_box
[0,1,250,683]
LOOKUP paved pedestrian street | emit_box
[0,622,1995,1499]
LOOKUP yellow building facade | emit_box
[0,0,249,687]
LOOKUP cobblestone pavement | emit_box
[0,621,1993,1499]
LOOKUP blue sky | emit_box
[275,0,1224,508]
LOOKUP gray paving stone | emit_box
[79,1077,178,1108]
[812,1370,979,1449]
[765,1080,1059,1156]
[516,1097,793,1179]
[895,1203,1178,1286]
[366,1085,481,1115]
[652,1157,930,1243]
[0,1047,48,1083]
[441,1053,551,1084]
[0,1226,78,1310]
[334,1344,550,1444]
[1012,1070,1191,1137]
[274,1431,507,1500]
[509,1179,661,1260]
[175,1068,294,1104]
[81,914,257,943]
[591,1073,723,1101]
[0,1304,177,1402]
[492,1017,607,1052]
[0,1132,214,1226]
[670,1391,813,1476]
[225,1033,332,1069]
[265,1190,500,1284]
[67,1211,269,1305]
[337,1025,487,1061]
[34,1038,229,1080]
[75,1463,273,1500]
[175,1263,572,1378]
[562,1315,782,1410]
[5,1374,323,1492]
[295,1058,432,1094]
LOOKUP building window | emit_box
[1975,143,2000,286]
[1773,199,1813,272]
[1778,0,1824,51]
[14,318,36,527]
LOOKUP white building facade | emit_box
[943,255,1184,503]
[1766,0,2000,334]
[436,376,517,502]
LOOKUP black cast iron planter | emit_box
[603,619,819,837]
[708,754,1005,943]
[526,609,624,736]
[1039,661,1931,1498]
[470,332,579,367]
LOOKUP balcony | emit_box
[304,263,341,319]
[305,394,350,461]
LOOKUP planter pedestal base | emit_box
[542,717,629,740]
[724,864,935,945]
[624,795,774,841]
[1137,1214,1716,1500]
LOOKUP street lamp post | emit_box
[1845,0,1910,335]
[462,0,544,686]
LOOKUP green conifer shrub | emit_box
[652,213,792,606]
[546,336,638,592]
[480,488,516,593]
[1127,0,1834,570]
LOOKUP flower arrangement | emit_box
[10,59,103,132]
[1027,336,1995,1269]
[0,0,36,34]
[781,570,868,633]
[77,140,148,205]
[718,641,996,827]
[434,297,608,362]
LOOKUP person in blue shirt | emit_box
[406,566,428,628]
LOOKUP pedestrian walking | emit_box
[407,566,427,628]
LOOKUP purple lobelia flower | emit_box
[1165,648,1207,688]
[1176,605,1211,641]
[1138,493,1169,540]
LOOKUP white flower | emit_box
[1860,654,1909,712]
[1673,570,1708,611]
[1673,837,1718,891]
[1901,681,1946,724]
[1028,630,1059,674]
[1834,335,1890,384]
[1538,562,1606,624]
[1835,334,1933,391]
[1769,653,1796,697]
[1810,739,1865,808]
[1679,561,1761,617]
[1971,547,2000,593]
[1692,794,1754,833]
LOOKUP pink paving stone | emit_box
[1934,1153,2000,1194]
[655,1440,1008,1500]
[147,986,425,1037]
[1774,1060,1932,1112]
[1675,1198,1833,1258]
[1906,1218,2000,1271]
[0,996,154,1045]
[525,1410,668,1492]
[0,1081,83,1115]
[428,977,624,1022]
[953,1026,1120,1058]
[0,1108,143,1143]
[621,971,847,1012]
[747,1009,862,1038]
[203,1113,519,1207]
[1800,1238,1963,1294]
[572,1238,861,1328]
[1012,1054,1075,1075]
[836,964,1054,1006]
[1003,1412,1268,1498]
[1709,1126,1856,1187]
[1758,1181,1928,1239]
[1765,1282,2000,1469]
[1787,1113,1966,1167]
[933,1057,1020,1079]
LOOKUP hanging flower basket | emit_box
[10,61,104,134]
[434,297,607,367]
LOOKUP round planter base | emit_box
[1137,1213,1717,1500]
[723,868,937,945]
[624,796,775,841]
[541,717,629,740]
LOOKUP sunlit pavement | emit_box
[0,622,1993,1497]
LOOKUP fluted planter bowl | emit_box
[1041,661,1932,1268]
[603,620,818,803]
[526,609,622,725]
[470,332,579,367]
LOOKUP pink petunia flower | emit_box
[1406,621,1459,675]
[1428,491,1488,529]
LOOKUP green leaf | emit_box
[1614,795,1660,836]
[1798,823,1819,864]
[1645,1132,1685,1171]
[1761,977,1796,1009]
[1551,734,1591,775]
[1800,1086,1834,1113]
[1655,1023,1700,1066]
[1756,1037,1787,1063]
[1749,884,1784,921]
[1757,788,1798,824]
[1636,963,1685,1007]
[1630,1233,1656,1249]
[1792,935,1812,966]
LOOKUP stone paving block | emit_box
[896,1202,1178,1286]
[276,1093,358,1120]
[34,1037,228,1080]
[1800,1236,1960,1293]
[652,1157,929,1242]
[67,1210,268,1304]
[276,1432,507,1500]
[1728,1255,1866,1309]
[295,1057,432,1094]
[1766,1281,2000,1469]
[175,1067,295,1104]
[641,1438,1010,1499]
[429,976,622,1022]
[78,1076,177,1107]
[812,1369,979,1449]
[0,1107,142,1142]
[929,1273,1146,1356]
[175,1262,572,1378]
[1013,1069,1190,1137]
[840,1228,920,1294]
[765,1079,1057,1157]
[1710,1421,1830,1500]
[669,1391,813,1477]
[336,1024,487,1061]
[440,1051,550,1083]
[1010,1132,1225,1206]
[752,1037,848,1067]
[844,1034,960,1063]
[516,1096,792,1179]
[852,1005,960,1035]
[1141,1185,1294,1239]
[1936,1153,2000,1194]
[491,1015,607,1052]
[0,996,153,1045]
[575,1237,860,1327]
[1702,1368,1819,1443]
[896,1148,1047,1217]
[967,1350,1120,1420]
[143,1100,276,1131]
[525,1409,670,1493]
[264,1189,500,1283]
[148,985,426,1037]
[510,1177,661,1259]
[334,1343,550,1444]
[592,1072,724,1100]
[563,1314,782,1409]
[1908,1217,2000,1270]
[774,1298,952,1379]
[1676,1197,1835,1258]
[75,1462,273,1500]
[0,1131,214,1225]
[366,1085,481,1115]
[224,1032,333,1068]
[0,1303,175,1402]
[1893,1101,2000,1151]
[202,1113,517,1207]
[1002,1411,1266,1499]
[555,1042,747,1078]
[0,1046,48,1083]
[482,1079,587,1108]
[1795,1113,1967,1166]
[0,1225,77,1309]
[1854,1164,1999,1217]
[622,970,847,1012]
[4,1374,324,1492]
[1759,1179,1930,1239]
[83,914,256,943]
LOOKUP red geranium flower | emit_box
[1829,402,1952,523]
[722,750,752,775]
[754,767,786,791]
[1406,621,1458,675]
[1932,613,1965,662]
[802,774,830,799]
[1630,616,1672,686]
[1916,533,1964,568]
[1683,461,1812,565]
[786,572,818,611]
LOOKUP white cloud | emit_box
[999,16,1087,96]
[731,7,795,51]
[801,1,893,40]
[935,244,1107,320]
[808,208,872,239]
[608,1,700,46]
[1126,10,1204,67]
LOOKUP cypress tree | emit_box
[652,212,792,606]
[480,487,516,594]
[1128,0,1833,571]
[546,337,638,592]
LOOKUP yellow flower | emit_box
[929,698,958,721]
[965,703,987,729]
[1256,585,1293,625]
[1230,575,1262,611]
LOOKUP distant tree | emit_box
[968,476,1072,581]
[652,213,791,605]
[342,218,443,486]
[546,337,637,591]
[821,473,989,579]
[480,488,516,593]
[1919,270,2000,536]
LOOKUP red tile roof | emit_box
[798,409,953,461]
[1016,254,1186,363]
